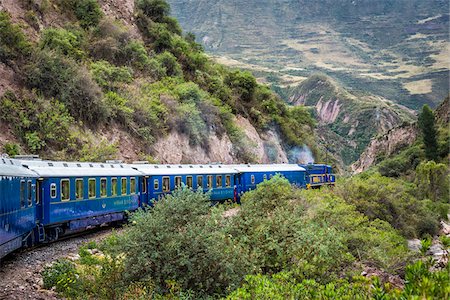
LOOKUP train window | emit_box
[50,183,57,199]
[186,176,193,188]
[27,180,32,207]
[20,181,26,208]
[89,179,96,199]
[154,179,159,190]
[130,177,136,194]
[162,177,170,192]
[263,174,267,181]
[111,178,117,196]
[76,179,84,200]
[197,176,203,188]
[251,175,255,185]
[175,176,182,188]
[61,179,70,201]
[207,175,213,188]
[100,178,107,197]
[121,178,127,195]
[225,175,231,187]
[216,175,222,188]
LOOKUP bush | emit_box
[78,139,118,162]
[42,259,78,292]
[104,91,134,125]
[40,27,85,60]
[176,102,208,145]
[73,0,103,29]
[103,188,250,296]
[0,11,31,63]
[225,70,257,104]
[227,273,373,300]
[0,91,76,153]
[136,0,170,23]
[155,50,182,77]
[24,50,108,124]
[335,173,443,238]
[2,143,20,157]
[90,60,133,91]
[415,160,449,202]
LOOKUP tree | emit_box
[415,160,449,202]
[418,105,438,161]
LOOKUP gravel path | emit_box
[0,228,118,300]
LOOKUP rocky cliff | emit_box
[351,123,419,173]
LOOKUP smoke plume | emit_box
[288,145,315,164]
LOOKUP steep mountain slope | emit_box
[352,96,449,173]
[288,75,415,165]
[168,0,449,109]
[0,0,318,164]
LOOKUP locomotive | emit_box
[0,158,335,260]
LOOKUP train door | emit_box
[35,179,44,222]
[140,176,148,206]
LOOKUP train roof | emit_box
[131,164,239,175]
[212,164,306,173]
[0,158,38,177]
[18,160,142,177]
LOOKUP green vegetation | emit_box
[418,104,438,161]
[41,174,449,299]
[335,173,447,238]
[0,0,318,162]
[0,11,31,63]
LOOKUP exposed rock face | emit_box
[235,116,289,163]
[315,98,342,124]
[351,124,419,173]
[152,116,289,164]
[152,131,234,164]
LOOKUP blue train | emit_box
[0,158,335,260]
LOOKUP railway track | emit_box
[0,227,119,300]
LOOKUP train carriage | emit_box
[131,164,239,204]
[19,160,143,242]
[300,164,336,188]
[229,164,307,194]
[0,158,38,259]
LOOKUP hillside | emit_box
[353,96,449,173]
[288,74,415,165]
[168,0,449,110]
[0,0,321,165]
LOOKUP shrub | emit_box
[2,143,20,157]
[225,70,257,104]
[227,273,373,300]
[42,259,78,292]
[415,160,449,202]
[0,91,76,153]
[90,60,133,91]
[78,139,118,162]
[24,50,108,124]
[103,188,250,296]
[40,27,85,60]
[335,173,443,238]
[73,0,103,29]
[176,102,208,145]
[155,51,182,77]
[0,11,31,63]
[104,91,134,125]
[136,0,170,23]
